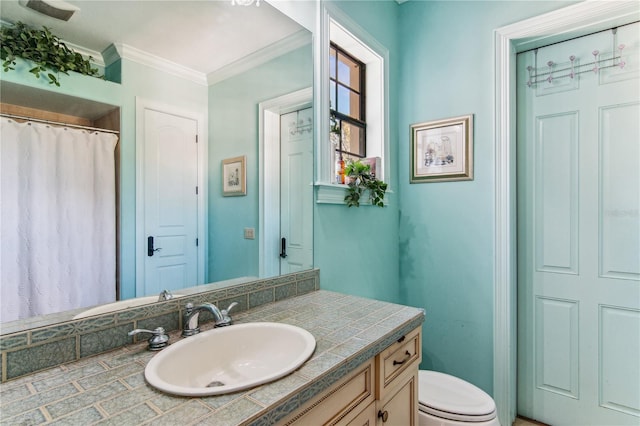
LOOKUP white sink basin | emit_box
[144,322,316,396]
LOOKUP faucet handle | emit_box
[128,327,169,351]
[158,289,173,301]
[222,302,238,315]
[216,302,239,327]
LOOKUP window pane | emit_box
[341,122,365,157]
[330,46,337,80]
[342,153,361,164]
[337,85,361,120]
[337,52,360,92]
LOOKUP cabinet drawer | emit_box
[376,327,421,394]
[280,359,375,426]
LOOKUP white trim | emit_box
[135,98,208,297]
[107,43,207,86]
[315,182,391,206]
[65,41,104,68]
[258,87,313,278]
[207,30,312,86]
[493,2,640,426]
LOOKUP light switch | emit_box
[244,227,255,239]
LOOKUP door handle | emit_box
[147,236,162,257]
[279,237,287,258]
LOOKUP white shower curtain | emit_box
[1,117,118,323]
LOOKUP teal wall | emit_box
[314,0,401,304]
[1,57,208,300]
[396,0,575,394]
[208,45,313,281]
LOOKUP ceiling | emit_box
[0,0,305,76]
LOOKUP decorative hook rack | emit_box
[289,117,313,136]
[526,28,627,88]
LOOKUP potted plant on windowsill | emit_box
[344,159,387,207]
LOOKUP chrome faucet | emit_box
[181,302,238,337]
[158,289,173,301]
[128,327,169,351]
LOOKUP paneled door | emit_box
[142,108,199,295]
[517,23,640,425]
[279,107,313,274]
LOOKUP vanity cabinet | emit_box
[279,327,421,426]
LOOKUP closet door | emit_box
[517,23,639,425]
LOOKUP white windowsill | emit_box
[314,182,391,206]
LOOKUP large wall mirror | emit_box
[0,0,314,334]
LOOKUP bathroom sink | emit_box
[144,322,316,396]
[72,294,184,319]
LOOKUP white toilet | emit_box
[418,370,501,426]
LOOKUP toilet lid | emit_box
[418,371,497,422]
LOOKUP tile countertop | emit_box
[0,290,425,426]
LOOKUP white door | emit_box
[279,107,313,274]
[143,109,199,295]
[517,24,640,425]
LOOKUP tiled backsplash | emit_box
[0,270,319,382]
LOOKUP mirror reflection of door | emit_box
[142,108,199,296]
[280,107,313,274]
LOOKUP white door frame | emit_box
[493,2,640,425]
[135,97,208,297]
[258,87,313,278]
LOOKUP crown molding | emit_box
[66,41,104,68]
[103,43,208,86]
[207,29,312,86]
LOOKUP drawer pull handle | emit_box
[378,410,389,422]
[397,335,406,343]
[393,350,411,366]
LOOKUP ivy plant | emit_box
[344,160,388,208]
[1,21,101,87]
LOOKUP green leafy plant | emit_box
[344,159,388,207]
[1,21,101,87]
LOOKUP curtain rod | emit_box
[0,113,120,135]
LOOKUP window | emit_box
[317,9,388,203]
[330,43,366,165]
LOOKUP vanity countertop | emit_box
[0,290,424,426]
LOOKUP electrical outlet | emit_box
[244,227,255,240]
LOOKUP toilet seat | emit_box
[418,371,497,423]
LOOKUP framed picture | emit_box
[410,114,474,183]
[222,156,246,196]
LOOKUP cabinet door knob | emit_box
[378,410,389,422]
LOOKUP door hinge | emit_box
[196,238,199,247]
[196,186,198,195]
[195,134,198,143]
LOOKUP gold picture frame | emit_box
[410,114,474,183]
[222,156,246,196]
